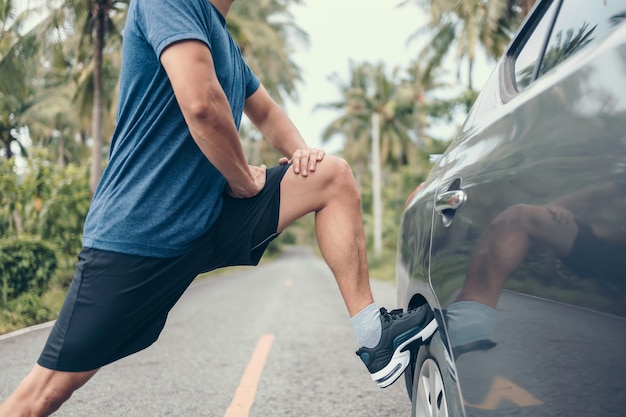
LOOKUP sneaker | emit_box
[356,306,438,388]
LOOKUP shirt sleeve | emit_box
[135,0,214,58]
[244,63,261,98]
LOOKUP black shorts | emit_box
[38,164,290,372]
[561,220,626,283]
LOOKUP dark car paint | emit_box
[396,1,626,415]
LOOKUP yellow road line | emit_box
[224,334,275,417]
[465,375,542,410]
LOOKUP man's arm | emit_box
[160,40,265,198]
[244,85,325,176]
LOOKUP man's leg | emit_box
[444,204,580,354]
[460,204,579,308]
[0,364,97,417]
[276,156,437,388]
[277,155,373,317]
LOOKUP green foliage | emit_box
[1,291,55,327]
[0,287,65,335]
[0,158,19,235]
[32,163,91,257]
[229,0,307,104]
[0,0,41,160]
[0,236,57,306]
[0,153,90,258]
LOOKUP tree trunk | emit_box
[2,138,12,160]
[371,113,382,256]
[1,126,13,159]
[468,58,474,91]
[12,208,23,235]
[57,137,64,168]
[90,2,107,194]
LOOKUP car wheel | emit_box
[415,357,448,417]
[407,328,464,417]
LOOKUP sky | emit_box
[282,0,428,152]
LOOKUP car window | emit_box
[538,0,626,78]
[513,0,560,91]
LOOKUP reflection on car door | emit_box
[428,1,626,415]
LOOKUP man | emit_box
[0,0,436,415]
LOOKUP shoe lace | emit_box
[380,307,405,323]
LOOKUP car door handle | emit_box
[435,189,466,212]
[435,189,466,227]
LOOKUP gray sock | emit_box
[445,301,496,348]
[351,303,382,348]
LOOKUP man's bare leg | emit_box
[279,157,440,388]
[277,155,374,317]
[0,364,97,417]
[459,204,579,308]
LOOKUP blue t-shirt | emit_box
[82,0,260,257]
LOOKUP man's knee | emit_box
[321,156,359,198]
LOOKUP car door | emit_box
[428,1,626,415]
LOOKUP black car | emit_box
[396,1,626,416]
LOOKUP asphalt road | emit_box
[0,247,412,417]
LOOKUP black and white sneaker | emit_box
[356,306,438,388]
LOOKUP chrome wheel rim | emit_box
[415,358,449,417]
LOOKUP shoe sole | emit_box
[371,317,438,388]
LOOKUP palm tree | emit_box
[46,0,128,193]
[228,0,308,166]
[25,56,88,167]
[318,62,376,185]
[229,0,307,104]
[320,62,415,169]
[318,61,415,255]
[403,0,524,90]
[0,0,41,161]
[403,58,451,148]
[19,7,90,167]
[0,0,40,235]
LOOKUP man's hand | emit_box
[225,165,267,198]
[279,148,326,177]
